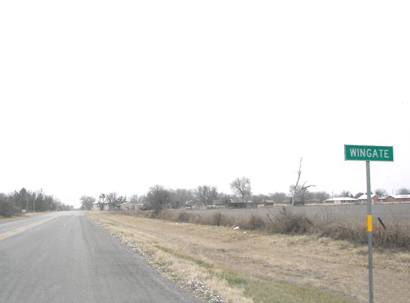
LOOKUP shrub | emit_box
[177,211,191,223]
[373,223,410,249]
[240,215,266,230]
[210,212,224,226]
[272,207,313,234]
[319,224,367,245]
[318,221,410,250]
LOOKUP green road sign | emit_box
[344,144,394,303]
[345,145,394,161]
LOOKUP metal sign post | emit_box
[366,160,374,303]
[344,144,394,303]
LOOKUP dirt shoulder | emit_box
[0,216,22,223]
[0,212,48,222]
[88,212,410,303]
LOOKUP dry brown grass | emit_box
[143,208,410,250]
[89,212,410,303]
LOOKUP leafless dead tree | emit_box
[231,177,252,202]
[291,158,314,206]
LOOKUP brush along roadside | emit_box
[89,212,410,303]
[144,207,410,250]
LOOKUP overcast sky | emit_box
[1,1,409,207]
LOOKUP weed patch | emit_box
[218,271,355,303]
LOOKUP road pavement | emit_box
[0,212,201,303]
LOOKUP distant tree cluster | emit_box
[83,177,410,213]
[194,186,218,205]
[0,188,72,217]
[94,193,127,211]
[397,188,410,195]
[132,181,332,211]
[96,176,324,212]
[80,196,95,210]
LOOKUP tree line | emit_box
[80,178,253,211]
[81,177,410,212]
[0,188,72,217]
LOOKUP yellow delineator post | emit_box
[344,144,394,303]
[367,214,373,233]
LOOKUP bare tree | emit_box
[337,190,353,198]
[269,192,288,203]
[194,186,218,206]
[146,185,170,214]
[375,188,387,197]
[291,158,314,206]
[97,194,106,210]
[230,177,251,202]
[80,196,95,210]
[105,193,126,210]
[169,189,194,208]
[302,191,330,203]
[129,194,139,204]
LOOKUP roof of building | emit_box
[392,194,410,199]
[325,197,359,202]
[357,194,377,200]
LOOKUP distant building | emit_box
[208,199,226,209]
[119,201,143,211]
[263,200,275,207]
[227,201,247,208]
[324,197,359,204]
[357,194,375,200]
[385,195,410,203]
[357,194,377,203]
[226,198,254,208]
[185,200,206,209]
[353,194,410,203]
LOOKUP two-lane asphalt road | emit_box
[0,212,201,303]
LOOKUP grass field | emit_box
[146,203,410,250]
[175,203,410,224]
[89,212,410,303]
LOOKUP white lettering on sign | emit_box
[384,150,389,158]
[350,149,357,157]
[345,144,393,162]
[366,149,373,158]
[349,148,389,159]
